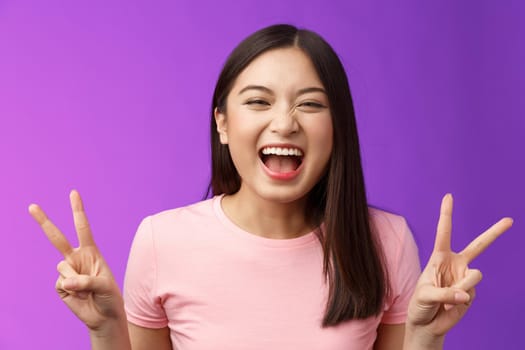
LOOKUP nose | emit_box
[269,107,299,135]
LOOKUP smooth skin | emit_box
[214,48,333,240]
[29,191,512,349]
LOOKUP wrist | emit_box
[403,322,445,350]
[86,291,127,332]
[89,313,127,336]
[89,315,131,350]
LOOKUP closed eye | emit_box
[244,99,270,106]
[296,101,327,112]
[299,101,325,108]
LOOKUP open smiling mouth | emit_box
[259,146,304,177]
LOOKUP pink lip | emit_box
[258,143,304,181]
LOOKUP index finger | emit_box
[460,217,513,263]
[70,190,96,247]
[434,193,453,252]
[28,204,73,256]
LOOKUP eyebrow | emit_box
[238,85,327,97]
[238,85,273,95]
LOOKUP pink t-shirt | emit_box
[124,196,420,349]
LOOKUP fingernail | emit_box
[454,292,470,303]
[62,278,77,290]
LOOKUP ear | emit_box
[214,107,229,144]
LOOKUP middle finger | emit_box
[69,190,96,247]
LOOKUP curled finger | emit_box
[61,274,112,296]
[444,286,477,311]
[465,287,476,307]
[55,275,69,298]
[453,269,483,292]
[56,260,78,279]
[55,262,85,297]
[416,283,471,308]
[56,261,89,298]
[443,269,482,310]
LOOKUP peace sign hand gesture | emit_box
[405,194,513,347]
[29,190,125,331]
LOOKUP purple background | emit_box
[1,0,523,348]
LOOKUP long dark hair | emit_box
[208,24,389,327]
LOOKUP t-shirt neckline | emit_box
[212,194,319,248]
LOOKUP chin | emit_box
[251,184,311,205]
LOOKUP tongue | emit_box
[264,155,298,173]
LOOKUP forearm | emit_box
[89,315,131,350]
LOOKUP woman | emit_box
[29,24,512,349]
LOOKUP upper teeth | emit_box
[261,147,303,156]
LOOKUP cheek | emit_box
[224,114,264,163]
[226,110,270,149]
[226,106,264,133]
[307,115,333,157]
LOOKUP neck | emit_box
[221,186,313,240]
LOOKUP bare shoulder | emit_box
[128,322,172,350]
[374,323,405,350]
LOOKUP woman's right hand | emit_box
[29,190,125,332]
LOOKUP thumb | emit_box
[417,284,471,307]
[62,275,113,295]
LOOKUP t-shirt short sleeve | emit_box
[379,216,421,324]
[123,216,169,328]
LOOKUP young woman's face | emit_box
[215,47,333,204]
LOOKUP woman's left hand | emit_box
[406,194,513,343]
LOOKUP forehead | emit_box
[231,47,324,93]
